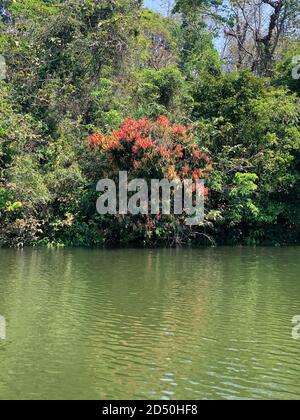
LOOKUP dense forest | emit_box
[0,0,299,247]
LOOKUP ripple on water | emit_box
[0,247,300,399]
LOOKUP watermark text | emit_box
[96,171,206,226]
[0,315,6,340]
[292,316,300,340]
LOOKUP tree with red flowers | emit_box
[87,116,212,245]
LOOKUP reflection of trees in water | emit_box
[1,248,300,398]
[76,249,211,398]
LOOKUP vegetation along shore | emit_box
[1,0,300,247]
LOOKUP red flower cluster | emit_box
[88,116,212,186]
[88,132,105,148]
[87,117,213,241]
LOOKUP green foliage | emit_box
[0,0,300,247]
[274,45,300,94]
[193,71,300,244]
[10,0,60,20]
[173,0,224,17]
[132,66,193,119]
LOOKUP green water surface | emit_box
[0,247,300,400]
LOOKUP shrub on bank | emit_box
[86,116,212,246]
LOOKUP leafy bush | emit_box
[86,116,212,246]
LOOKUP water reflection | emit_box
[0,247,300,399]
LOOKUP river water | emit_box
[0,247,299,400]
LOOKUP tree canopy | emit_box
[0,0,299,246]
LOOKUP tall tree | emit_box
[174,0,300,75]
[224,0,300,75]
